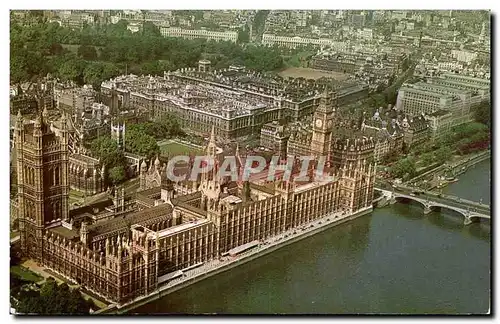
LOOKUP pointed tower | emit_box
[16,105,69,261]
[199,126,221,217]
[311,86,336,160]
[139,159,148,190]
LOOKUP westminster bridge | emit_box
[375,185,490,225]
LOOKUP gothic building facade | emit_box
[14,108,70,260]
[12,94,376,306]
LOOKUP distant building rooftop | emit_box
[429,109,451,117]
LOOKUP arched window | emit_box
[25,202,30,219]
[24,167,28,184]
[54,167,60,185]
[48,168,54,187]
[53,201,60,220]
[26,201,33,220]
[30,168,34,186]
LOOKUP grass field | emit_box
[282,50,315,68]
[159,141,203,157]
[61,44,103,56]
[11,265,43,283]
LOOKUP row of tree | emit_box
[12,277,95,315]
[89,116,183,185]
[10,19,284,86]
[390,120,490,179]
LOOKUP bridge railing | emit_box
[375,187,490,217]
[390,186,488,210]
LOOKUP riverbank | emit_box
[132,160,490,314]
[100,206,373,314]
[407,150,490,189]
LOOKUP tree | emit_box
[473,101,491,127]
[49,43,64,56]
[434,146,453,164]
[77,45,98,61]
[237,27,250,44]
[57,56,85,83]
[83,63,104,89]
[90,136,126,169]
[15,278,93,315]
[390,157,417,180]
[159,114,185,138]
[124,128,160,158]
[108,166,126,185]
[420,152,435,165]
[10,20,288,84]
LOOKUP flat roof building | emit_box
[160,27,238,43]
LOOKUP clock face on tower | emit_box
[315,119,323,128]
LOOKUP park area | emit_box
[159,140,204,157]
[278,67,350,81]
[11,265,43,283]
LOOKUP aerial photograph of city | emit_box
[8,9,491,315]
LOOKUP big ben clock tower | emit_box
[311,87,336,160]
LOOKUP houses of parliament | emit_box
[11,88,376,305]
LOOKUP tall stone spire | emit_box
[209,125,216,146]
[42,104,49,120]
[317,85,332,113]
[15,109,23,126]
[206,125,217,157]
[34,107,43,130]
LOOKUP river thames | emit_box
[136,159,491,314]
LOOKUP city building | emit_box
[160,27,238,43]
[425,109,454,141]
[12,111,376,305]
[261,33,334,48]
[310,49,407,91]
[68,154,106,196]
[55,86,97,115]
[168,65,369,119]
[127,22,142,33]
[396,74,490,126]
[100,66,367,140]
[10,81,56,115]
[13,109,70,260]
[398,114,429,148]
[260,121,289,159]
[358,28,373,41]
[287,89,377,177]
[102,74,279,140]
[361,111,404,163]
[451,50,478,63]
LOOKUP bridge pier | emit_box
[463,217,472,226]
[423,205,432,215]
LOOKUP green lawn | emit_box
[11,265,43,283]
[283,50,315,68]
[61,44,103,56]
[159,142,203,157]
